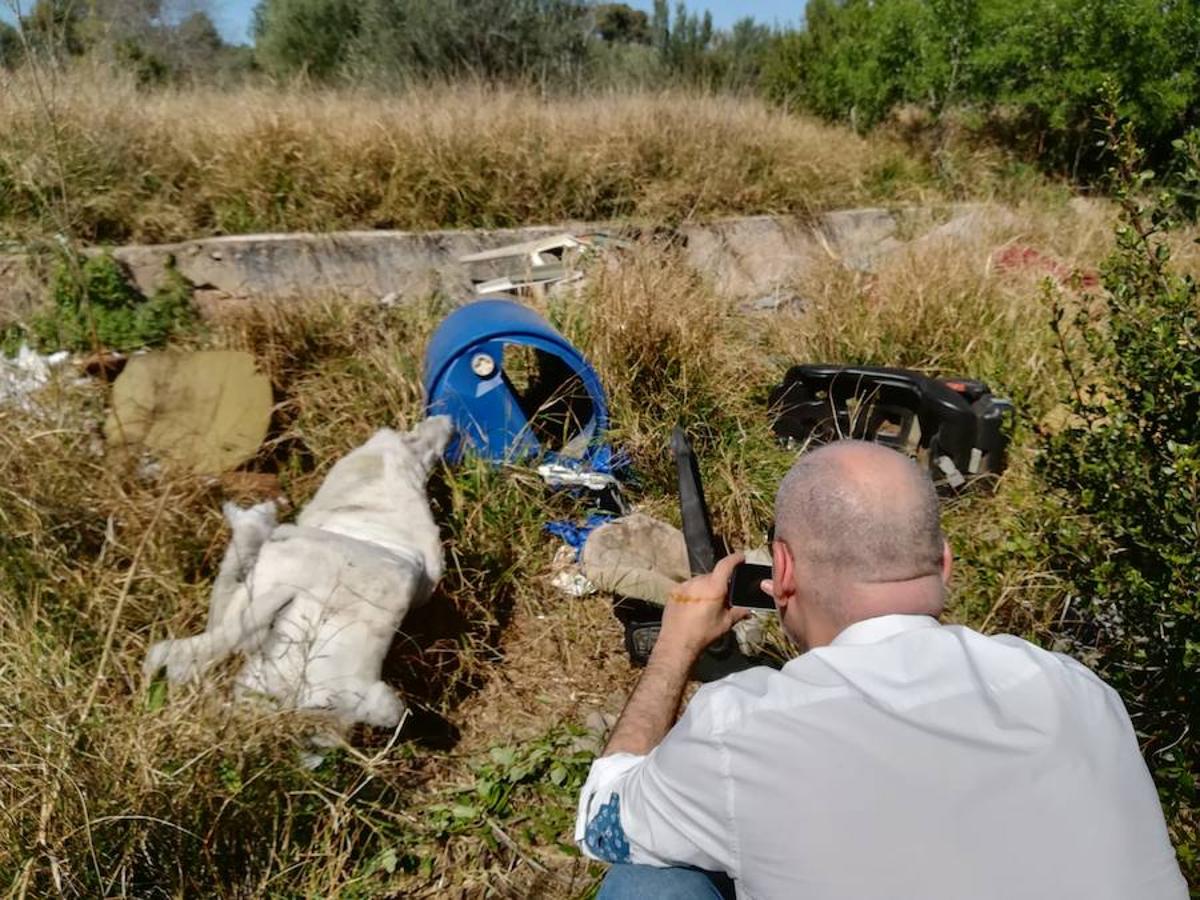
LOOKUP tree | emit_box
[169,9,226,74]
[710,17,772,91]
[16,0,235,82]
[22,0,87,56]
[175,10,222,54]
[639,0,728,87]
[760,0,1200,177]
[253,0,359,79]
[661,1,712,78]
[0,20,23,67]
[343,0,590,83]
[252,0,593,83]
[650,0,673,61]
[594,3,650,44]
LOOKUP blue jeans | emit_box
[597,864,736,899]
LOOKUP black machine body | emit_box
[767,364,1013,491]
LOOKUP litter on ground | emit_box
[0,344,71,412]
[105,350,273,474]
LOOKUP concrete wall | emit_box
[0,206,987,314]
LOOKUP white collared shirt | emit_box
[575,615,1186,899]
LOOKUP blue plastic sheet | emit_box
[545,512,615,561]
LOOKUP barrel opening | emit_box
[502,343,595,457]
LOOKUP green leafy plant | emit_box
[762,0,1200,180]
[355,726,599,884]
[426,725,595,848]
[1039,109,1199,865]
[27,251,195,352]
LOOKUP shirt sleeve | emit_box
[573,688,737,874]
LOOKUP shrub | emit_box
[761,0,978,130]
[250,0,770,90]
[594,3,651,44]
[253,0,592,83]
[1039,118,1199,857]
[0,21,22,68]
[253,0,361,80]
[762,0,1200,179]
[28,251,195,352]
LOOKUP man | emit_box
[574,440,1186,899]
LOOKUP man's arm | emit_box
[603,553,750,756]
[575,553,751,869]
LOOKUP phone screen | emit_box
[727,562,775,610]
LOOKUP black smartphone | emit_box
[727,562,775,610]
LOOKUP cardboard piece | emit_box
[105,350,272,474]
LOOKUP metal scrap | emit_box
[459,232,631,299]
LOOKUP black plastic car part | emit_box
[767,364,1013,490]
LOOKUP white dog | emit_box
[144,415,454,731]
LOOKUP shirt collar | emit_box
[829,614,940,647]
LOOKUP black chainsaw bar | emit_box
[622,427,756,680]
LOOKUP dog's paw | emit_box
[167,653,205,683]
[354,681,407,729]
[143,640,173,680]
[144,639,207,683]
[223,500,278,530]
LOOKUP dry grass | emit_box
[0,295,621,897]
[2,69,1197,891]
[0,63,979,246]
[11,204,1190,895]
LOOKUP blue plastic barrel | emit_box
[423,298,609,464]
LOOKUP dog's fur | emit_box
[144,416,454,730]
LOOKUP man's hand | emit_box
[656,553,753,662]
[602,553,753,758]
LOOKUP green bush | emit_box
[29,251,195,352]
[253,0,361,80]
[1039,120,1199,853]
[644,1,773,92]
[0,20,23,68]
[762,0,1200,178]
[254,0,592,83]
[763,0,965,129]
[15,1,246,85]
[249,0,773,90]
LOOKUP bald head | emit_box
[773,441,945,626]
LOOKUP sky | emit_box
[0,1,803,47]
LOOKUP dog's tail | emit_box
[209,501,278,625]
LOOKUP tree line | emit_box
[5,0,1200,185]
[0,0,253,82]
[251,0,775,90]
[761,0,1200,179]
[0,0,773,91]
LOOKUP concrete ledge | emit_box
[0,206,993,313]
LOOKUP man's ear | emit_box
[940,538,953,587]
[771,540,795,612]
